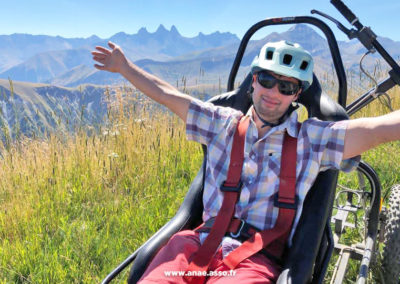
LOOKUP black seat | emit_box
[125,73,348,284]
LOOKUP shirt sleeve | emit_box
[185,98,242,146]
[304,119,360,173]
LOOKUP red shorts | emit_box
[138,230,281,284]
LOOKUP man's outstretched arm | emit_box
[343,109,400,159]
[91,41,193,122]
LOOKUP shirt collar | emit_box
[246,105,300,138]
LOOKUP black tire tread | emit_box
[382,184,400,284]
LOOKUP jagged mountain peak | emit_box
[170,25,180,35]
[288,24,315,33]
[137,27,148,35]
[112,31,130,38]
[155,24,168,34]
[87,35,100,40]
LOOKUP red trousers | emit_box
[138,230,281,284]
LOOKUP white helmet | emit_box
[251,40,314,90]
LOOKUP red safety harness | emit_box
[184,116,298,283]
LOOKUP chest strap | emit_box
[196,217,282,264]
[223,132,297,269]
[184,117,298,283]
[184,116,249,284]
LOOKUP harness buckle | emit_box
[230,219,245,238]
[220,181,242,193]
[274,193,299,209]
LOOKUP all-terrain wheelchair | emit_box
[102,1,400,283]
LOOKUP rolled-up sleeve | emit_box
[304,119,360,173]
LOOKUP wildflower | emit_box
[108,152,119,158]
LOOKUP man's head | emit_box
[251,40,314,91]
[249,41,314,126]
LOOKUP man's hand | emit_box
[92,41,128,73]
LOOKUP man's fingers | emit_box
[91,51,107,59]
[92,53,105,61]
[94,46,111,55]
[108,41,116,49]
[92,56,105,64]
[94,64,106,70]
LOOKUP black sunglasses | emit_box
[256,71,301,96]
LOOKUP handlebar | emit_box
[321,0,400,114]
[330,0,360,28]
[329,0,400,89]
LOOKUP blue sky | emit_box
[2,0,400,41]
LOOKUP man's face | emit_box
[251,71,301,124]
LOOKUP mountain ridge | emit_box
[1,24,400,89]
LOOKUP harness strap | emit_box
[184,116,249,284]
[223,132,297,269]
[184,117,299,282]
[195,217,282,264]
[196,217,258,237]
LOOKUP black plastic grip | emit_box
[330,0,358,25]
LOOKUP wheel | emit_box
[382,184,400,284]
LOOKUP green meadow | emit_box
[0,80,400,283]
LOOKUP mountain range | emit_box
[0,25,240,86]
[2,24,400,88]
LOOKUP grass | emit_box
[0,78,399,283]
[0,88,203,283]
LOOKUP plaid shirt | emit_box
[186,98,359,250]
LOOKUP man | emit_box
[92,40,400,283]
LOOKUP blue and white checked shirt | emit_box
[186,98,360,253]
